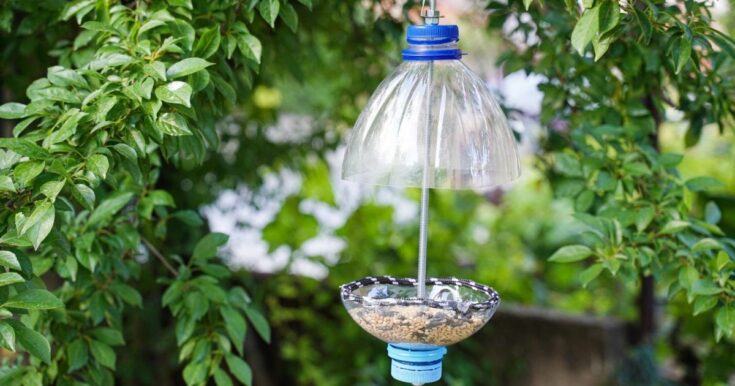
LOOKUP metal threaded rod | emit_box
[417,62,434,299]
[426,0,439,24]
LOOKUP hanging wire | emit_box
[416,0,439,299]
[416,60,435,300]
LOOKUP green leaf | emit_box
[169,19,195,52]
[213,368,234,386]
[87,192,134,227]
[679,266,699,290]
[692,238,720,253]
[0,321,15,351]
[693,296,717,315]
[61,0,95,21]
[194,27,221,59]
[258,0,280,28]
[574,190,594,212]
[67,339,88,372]
[212,74,237,104]
[87,154,109,179]
[592,34,614,61]
[20,201,55,249]
[716,251,730,271]
[113,143,138,160]
[686,176,723,192]
[148,190,175,207]
[162,281,183,307]
[14,161,45,187]
[705,201,721,224]
[185,291,209,321]
[40,180,65,201]
[296,0,312,10]
[225,354,253,386]
[0,272,24,287]
[0,103,26,119]
[220,307,246,355]
[0,139,51,159]
[144,62,167,81]
[0,251,21,271]
[183,362,207,385]
[0,176,15,193]
[47,66,87,88]
[571,5,600,55]
[81,20,119,34]
[279,3,298,32]
[172,210,203,227]
[635,206,655,232]
[676,34,692,74]
[13,116,38,137]
[659,153,683,167]
[193,233,229,260]
[89,339,116,369]
[175,316,195,344]
[158,112,192,136]
[167,58,213,79]
[33,87,79,104]
[692,279,723,296]
[110,282,142,307]
[715,304,735,339]
[579,263,604,287]
[523,0,533,10]
[598,1,620,34]
[138,19,166,35]
[229,287,252,306]
[660,220,690,234]
[88,53,134,70]
[155,81,192,107]
[91,328,125,346]
[243,306,270,343]
[237,34,263,64]
[553,153,582,176]
[623,162,650,176]
[7,320,51,363]
[549,245,593,263]
[72,183,96,209]
[4,289,63,310]
[66,254,78,282]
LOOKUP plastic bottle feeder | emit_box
[339,1,520,385]
[341,277,499,384]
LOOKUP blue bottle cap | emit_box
[403,24,462,61]
[387,343,448,384]
[406,24,459,45]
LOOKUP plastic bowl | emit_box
[340,276,500,346]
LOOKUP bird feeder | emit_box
[339,1,521,384]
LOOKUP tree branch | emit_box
[142,237,178,276]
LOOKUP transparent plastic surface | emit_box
[342,60,521,189]
[341,278,500,345]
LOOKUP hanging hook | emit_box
[422,0,440,25]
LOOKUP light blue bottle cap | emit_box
[387,343,448,384]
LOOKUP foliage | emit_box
[0,0,314,384]
[488,0,735,338]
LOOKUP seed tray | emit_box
[340,276,500,345]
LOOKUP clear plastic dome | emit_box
[342,59,521,189]
[340,276,500,346]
